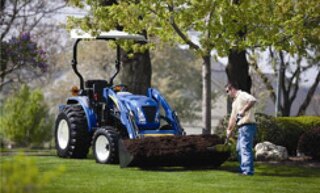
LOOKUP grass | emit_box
[1,155,320,193]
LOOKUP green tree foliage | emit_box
[0,153,64,193]
[68,0,320,54]
[0,85,53,147]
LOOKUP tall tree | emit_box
[68,0,320,132]
[225,0,251,94]
[0,33,47,92]
[247,0,320,116]
[68,0,229,134]
[1,0,66,42]
[104,0,151,95]
[250,48,320,116]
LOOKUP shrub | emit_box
[298,127,320,160]
[290,116,320,128]
[254,113,281,145]
[1,153,64,193]
[214,115,239,161]
[0,85,53,147]
[213,115,230,137]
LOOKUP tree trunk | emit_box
[202,55,211,134]
[226,0,251,96]
[120,49,152,95]
[102,0,152,95]
[226,49,252,93]
[297,70,320,115]
[281,101,291,116]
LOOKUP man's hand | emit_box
[226,129,232,139]
[238,110,245,117]
[239,100,256,116]
[236,113,243,124]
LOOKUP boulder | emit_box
[255,141,288,161]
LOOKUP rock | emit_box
[255,141,288,161]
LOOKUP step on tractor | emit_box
[54,29,230,168]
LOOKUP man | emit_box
[225,82,257,176]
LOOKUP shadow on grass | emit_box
[137,165,225,172]
[255,163,320,177]
[219,161,320,177]
[159,161,320,177]
[131,160,239,172]
[217,162,239,173]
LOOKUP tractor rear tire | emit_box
[55,105,91,158]
[92,127,119,164]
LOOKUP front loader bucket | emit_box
[119,135,230,168]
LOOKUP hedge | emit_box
[298,127,320,160]
[256,115,320,155]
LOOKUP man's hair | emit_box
[225,81,239,90]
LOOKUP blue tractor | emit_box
[54,30,185,164]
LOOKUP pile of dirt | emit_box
[120,135,230,168]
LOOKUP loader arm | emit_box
[104,88,138,139]
[147,88,184,135]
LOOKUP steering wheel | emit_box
[112,84,128,92]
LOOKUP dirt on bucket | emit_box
[121,134,230,168]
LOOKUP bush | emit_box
[273,118,304,155]
[214,115,230,137]
[255,115,320,156]
[0,85,53,147]
[255,113,282,145]
[1,153,64,193]
[298,127,320,160]
[214,116,239,161]
[274,116,320,155]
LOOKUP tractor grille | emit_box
[142,106,157,123]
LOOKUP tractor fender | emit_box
[66,96,97,132]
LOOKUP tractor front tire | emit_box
[92,127,119,164]
[55,105,91,158]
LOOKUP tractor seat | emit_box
[85,80,109,88]
[85,80,109,102]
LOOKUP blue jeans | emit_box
[236,124,257,175]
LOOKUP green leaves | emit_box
[68,0,319,57]
[1,154,65,193]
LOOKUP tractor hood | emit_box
[117,92,160,129]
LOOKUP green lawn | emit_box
[1,155,320,193]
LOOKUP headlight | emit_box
[137,108,146,123]
[155,111,160,123]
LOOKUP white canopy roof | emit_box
[70,29,147,41]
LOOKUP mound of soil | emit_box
[120,135,230,168]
